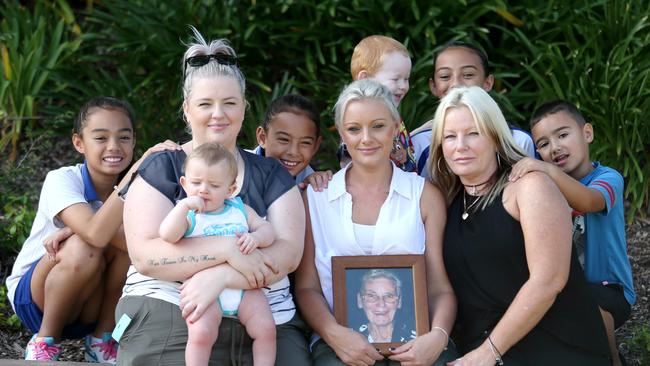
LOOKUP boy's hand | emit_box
[237,232,260,254]
[509,157,550,182]
[298,170,333,191]
[391,142,407,164]
[126,140,182,179]
[183,196,205,213]
[142,140,182,159]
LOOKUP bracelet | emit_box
[431,326,449,350]
[113,185,126,202]
[487,334,504,365]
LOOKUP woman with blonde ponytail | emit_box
[115,27,309,365]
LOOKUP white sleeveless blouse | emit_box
[306,163,426,313]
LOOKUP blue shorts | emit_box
[14,258,95,339]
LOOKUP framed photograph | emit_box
[331,254,429,357]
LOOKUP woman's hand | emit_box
[389,330,447,366]
[325,325,384,366]
[446,342,495,366]
[43,227,74,261]
[227,246,278,288]
[298,170,333,191]
[179,266,227,323]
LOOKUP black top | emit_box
[135,148,294,217]
[443,191,610,362]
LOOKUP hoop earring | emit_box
[437,157,445,172]
[496,152,501,169]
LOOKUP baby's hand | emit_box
[509,157,548,182]
[183,196,205,213]
[237,232,259,255]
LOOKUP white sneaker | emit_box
[84,332,118,364]
[24,334,61,361]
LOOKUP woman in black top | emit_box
[115,27,308,365]
[427,86,610,365]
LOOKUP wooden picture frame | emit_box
[331,254,429,357]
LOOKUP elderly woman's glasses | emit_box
[362,292,398,305]
[185,54,238,68]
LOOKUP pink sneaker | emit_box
[85,332,118,364]
[24,334,61,361]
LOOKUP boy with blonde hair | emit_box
[349,35,416,172]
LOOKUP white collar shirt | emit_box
[306,162,426,312]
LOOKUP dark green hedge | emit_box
[2,0,649,218]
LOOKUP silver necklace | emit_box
[462,191,481,220]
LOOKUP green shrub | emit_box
[0,195,36,254]
[0,0,80,162]
[0,134,68,257]
[54,0,516,169]
[0,285,21,330]
[0,161,39,256]
[629,325,650,364]
[3,0,649,216]
[501,0,650,220]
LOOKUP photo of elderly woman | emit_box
[347,268,416,343]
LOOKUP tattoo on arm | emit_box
[146,254,217,267]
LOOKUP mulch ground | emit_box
[0,137,649,363]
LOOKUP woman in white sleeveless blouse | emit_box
[295,79,457,366]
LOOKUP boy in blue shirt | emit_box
[509,100,635,366]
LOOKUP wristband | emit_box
[113,186,126,202]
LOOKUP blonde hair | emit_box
[182,26,246,101]
[333,79,399,129]
[350,35,409,79]
[427,86,526,209]
[184,142,238,184]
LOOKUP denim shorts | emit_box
[13,257,95,339]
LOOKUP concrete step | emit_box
[0,360,110,365]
